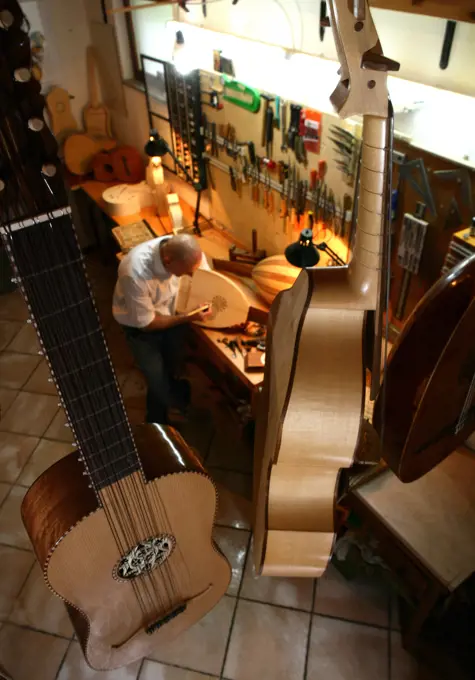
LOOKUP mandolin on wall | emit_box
[0,0,230,670]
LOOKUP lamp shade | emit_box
[144,130,169,158]
[284,229,320,268]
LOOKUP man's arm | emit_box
[144,307,210,331]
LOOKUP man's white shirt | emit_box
[112,236,210,328]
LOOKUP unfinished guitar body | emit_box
[176,269,253,329]
[253,269,366,577]
[22,424,230,670]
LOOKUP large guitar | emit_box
[253,0,399,578]
[0,1,230,670]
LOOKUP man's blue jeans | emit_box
[121,324,187,424]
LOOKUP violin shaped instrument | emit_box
[253,0,400,578]
[0,2,230,669]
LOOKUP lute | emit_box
[253,0,399,578]
[0,1,230,670]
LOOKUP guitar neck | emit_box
[349,114,390,310]
[2,211,140,492]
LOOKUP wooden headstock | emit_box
[327,0,400,119]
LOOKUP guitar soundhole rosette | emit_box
[209,295,227,321]
[113,534,176,581]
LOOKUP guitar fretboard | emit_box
[2,210,140,492]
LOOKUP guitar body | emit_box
[45,87,78,143]
[374,253,475,482]
[253,269,366,577]
[111,145,145,183]
[176,269,254,329]
[22,424,230,671]
[64,133,117,176]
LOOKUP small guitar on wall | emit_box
[0,1,230,670]
[64,46,117,175]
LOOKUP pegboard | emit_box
[199,71,358,258]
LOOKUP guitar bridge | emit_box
[146,603,187,635]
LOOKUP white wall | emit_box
[21,0,92,123]
[180,0,475,98]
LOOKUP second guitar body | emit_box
[22,424,230,670]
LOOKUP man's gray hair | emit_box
[164,234,202,265]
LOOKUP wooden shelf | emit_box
[370,0,475,23]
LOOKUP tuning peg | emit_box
[42,163,57,177]
[361,52,400,73]
[0,10,14,29]
[14,68,31,83]
[28,118,44,132]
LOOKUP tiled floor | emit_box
[0,259,434,680]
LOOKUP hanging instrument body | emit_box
[253,0,399,578]
[0,1,230,670]
[22,425,230,670]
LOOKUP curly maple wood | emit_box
[253,0,393,578]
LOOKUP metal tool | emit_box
[320,1,327,41]
[440,20,457,70]
[281,100,288,152]
[399,159,437,217]
[260,94,275,151]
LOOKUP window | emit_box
[123,0,175,81]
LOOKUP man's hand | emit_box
[187,304,212,324]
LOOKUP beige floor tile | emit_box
[210,469,252,530]
[44,408,74,442]
[17,438,73,486]
[57,641,141,679]
[0,291,29,322]
[0,485,31,549]
[0,388,18,418]
[10,563,74,637]
[240,545,314,611]
[148,595,235,675]
[0,623,69,680]
[0,483,10,506]
[213,527,249,596]
[0,393,58,437]
[23,360,58,395]
[0,546,34,620]
[0,321,23,351]
[313,562,390,627]
[307,615,388,680]
[224,599,309,680]
[0,353,40,390]
[140,660,216,679]
[0,432,39,483]
[6,323,40,354]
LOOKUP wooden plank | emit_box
[370,0,475,23]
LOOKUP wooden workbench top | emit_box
[353,447,475,590]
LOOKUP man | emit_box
[113,233,211,424]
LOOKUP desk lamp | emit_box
[144,129,202,237]
[285,218,346,268]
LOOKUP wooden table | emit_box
[73,180,267,395]
[347,447,475,649]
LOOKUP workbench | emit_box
[71,180,267,398]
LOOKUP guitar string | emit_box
[13,220,168,616]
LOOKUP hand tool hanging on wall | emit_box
[287,104,302,151]
[400,159,437,217]
[320,1,327,41]
[302,109,322,154]
[201,0,207,17]
[396,202,430,320]
[434,168,473,233]
[281,100,288,152]
[440,20,457,70]
[274,97,281,129]
[260,94,275,152]
[223,78,261,112]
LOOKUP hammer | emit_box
[260,94,275,156]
